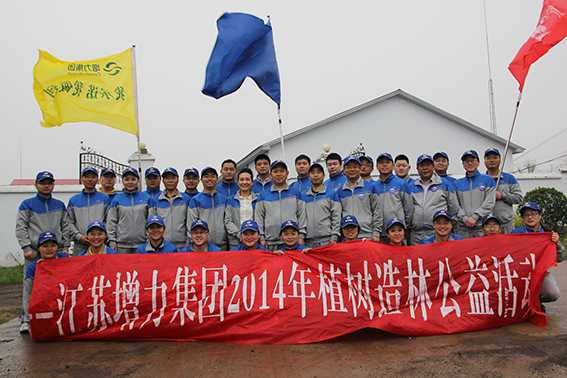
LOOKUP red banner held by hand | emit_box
[29,233,556,344]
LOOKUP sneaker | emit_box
[19,322,29,334]
[540,303,547,314]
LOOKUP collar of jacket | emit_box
[341,177,364,191]
[35,193,52,202]
[270,183,290,192]
[330,172,345,180]
[235,191,258,202]
[158,190,182,201]
[306,184,328,196]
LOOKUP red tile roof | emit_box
[10,179,81,186]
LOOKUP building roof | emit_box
[10,179,80,186]
[237,89,524,168]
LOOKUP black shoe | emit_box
[540,303,546,314]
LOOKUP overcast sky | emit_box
[1,0,566,186]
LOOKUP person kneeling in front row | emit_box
[230,220,269,251]
[136,215,178,254]
[422,210,464,244]
[274,220,311,255]
[386,217,407,246]
[181,220,222,252]
[76,221,118,256]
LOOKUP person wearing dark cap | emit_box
[21,232,69,333]
[136,215,178,254]
[454,150,496,238]
[324,152,347,191]
[274,220,311,255]
[336,155,382,242]
[374,152,414,243]
[76,221,118,256]
[149,167,191,250]
[180,220,222,252]
[340,215,367,242]
[484,148,523,234]
[433,151,457,185]
[225,168,258,249]
[360,155,375,183]
[394,154,414,184]
[409,154,467,245]
[422,210,464,244]
[256,160,307,251]
[67,166,111,255]
[481,213,503,236]
[99,167,118,202]
[512,202,565,306]
[217,159,239,197]
[107,167,151,253]
[145,167,162,200]
[188,166,228,250]
[251,154,272,194]
[183,168,200,200]
[230,220,269,251]
[303,162,342,248]
[386,218,407,246]
[291,154,312,193]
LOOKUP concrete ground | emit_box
[2,264,567,377]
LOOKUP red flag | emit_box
[509,0,567,92]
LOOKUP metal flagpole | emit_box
[131,45,143,190]
[278,107,286,162]
[484,2,498,135]
[496,93,522,190]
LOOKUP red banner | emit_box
[29,233,556,344]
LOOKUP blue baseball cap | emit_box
[360,155,374,165]
[38,231,58,246]
[36,171,54,182]
[416,154,434,165]
[484,148,501,157]
[241,220,259,233]
[280,220,299,232]
[340,215,359,229]
[482,213,501,226]
[87,220,107,233]
[386,217,406,230]
[162,167,178,177]
[122,167,139,178]
[433,152,449,161]
[376,153,393,163]
[461,150,479,161]
[308,162,325,173]
[145,167,161,177]
[200,166,218,177]
[433,210,452,221]
[191,219,209,231]
[81,166,98,177]
[270,160,288,171]
[146,215,165,228]
[100,167,116,177]
[520,202,542,215]
[183,168,199,178]
[343,155,361,167]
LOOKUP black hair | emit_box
[255,154,271,165]
[221,159,237,170]
[394,154,410,164]
[295,154,311,164]
[237,167,254,180]
[326,152,342,164]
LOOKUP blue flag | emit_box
[202,13,281,107]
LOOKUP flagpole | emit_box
[484,1,497,135]
[278,107,286,162]
[496,93,522,190]
[131,45,143,190]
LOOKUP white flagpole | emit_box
[484,2,498,135]
[278,107,286,162]
[131,45,143,190]
[496,93,522,190]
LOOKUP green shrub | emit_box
[0,265,24,284]
[520,187,567,236]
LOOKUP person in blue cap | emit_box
[76,221,118,256]
[422,210,464,244]
[484,148,524,234]
[230,220,269,251]
[225,168,258,249]
[340,215,367,242]
[149,167,191,250]
[324,153,347,191]
[512,202,565,306]
[454,150,496,239]
[20,231,69,333]
[386,218,407,246]
[274,220,311,255]
[107,167,151,253]
[360,155,375,183]
[67,166,111,255]
[216,159,239,197]
[188,166,228,250]
[433,152,457,185]
[180,220,222,252]
[98,168,118,202]
[481,213,503,237]
[291,154,312,193]
[182,168,200,200]
[136,215,178,254]
[144,167,162,199]
[251,154,272,194]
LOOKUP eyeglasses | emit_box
[522,211,540,218]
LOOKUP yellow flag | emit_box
[33,48,138,135]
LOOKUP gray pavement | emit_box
[2,264,567,377]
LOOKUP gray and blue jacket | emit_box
[107,190,151,249]
[180,241,222,252]
[489,172,523,230]
[303,185,341,245]
[251,176,272,194]
[67,190,110,252]
[512,225,565,262]
[224,191,258,249]
[454,171,496,232]
[76,245,119,256]
[216,181,239,198]
[149,190,191,249]
[324,172,347,191]
[291,176,312,193]
[16,194,70,254]
[135,240,178,254]
[188,191,228,250]
[374,174,414,237]
[336,179,382,239]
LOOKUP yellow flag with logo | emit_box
[33,48,137,135]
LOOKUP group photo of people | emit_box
[15,147,565,333]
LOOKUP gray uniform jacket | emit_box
[489,172,523,233]
[188,191,228,250]
[107,190,150,249]
[149,190,191,249]
[454,171,497,235]
[255,184,307,245]
[374,174,414,237]
[224,191,258,249]
[304,185,342,246]
[336,179,382,239]
[67,190,110,253]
